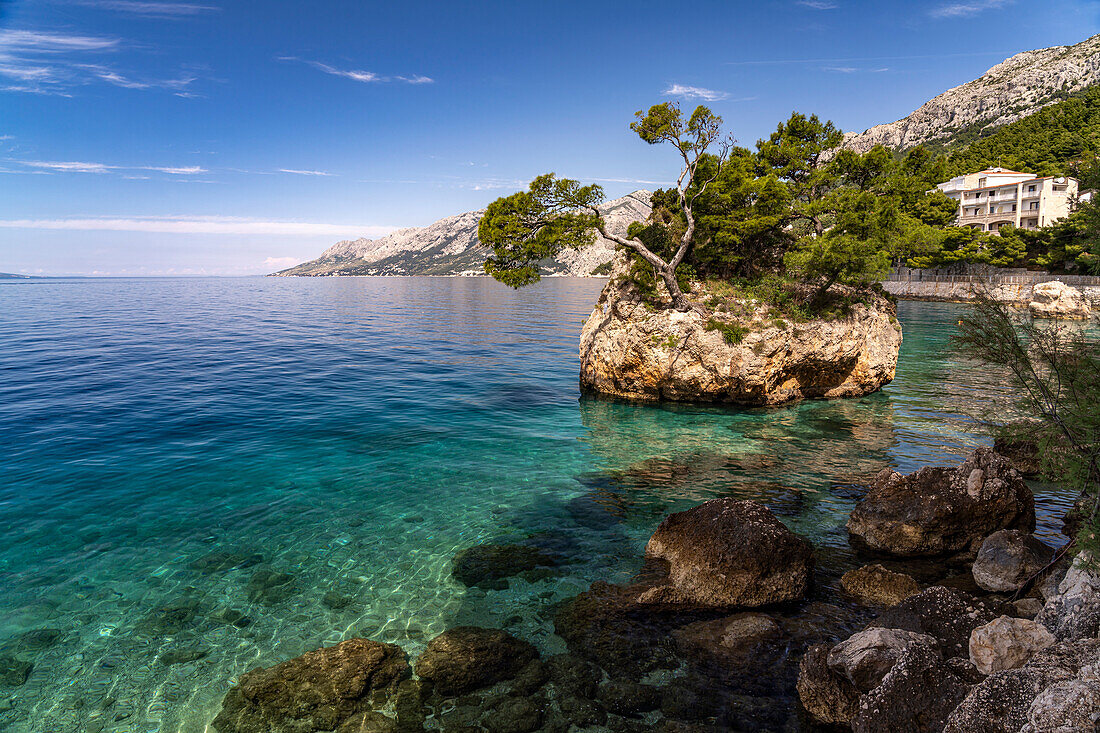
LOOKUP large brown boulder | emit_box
[972,530,1055,593]
[578,254,902,405]
[414,627,537,696]
[847,447,1034,557]
[797,643,861,726]
[642,499,814,607]
[841,564,921,607]
[212,638,409,733]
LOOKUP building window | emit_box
[1028,185,1037,193]
[978,178,987,187]
[1030,202,1038,210]
[1011,205,1016,212]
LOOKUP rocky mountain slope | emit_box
[844,33,1100,153]
[274,190,652,277]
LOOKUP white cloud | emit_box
[796,0,838,8]
[147,165,206,174]
[280,57,433,85]
[278,168,333,176]
[68,1,219,16]
[0,215,398,237]
[14,160,208,175]
[263,256,299,268]
[663,84,729,102]
[930,0,1012,17]
[0,29,119,52]
[823,66,889,73]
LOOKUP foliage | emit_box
[704,318,749,345]
[944,86,1100,177]
[480,174,602,287]
[954,294,1100,559]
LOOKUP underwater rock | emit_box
[969,617,1056,675]
[10,628,62,652]
[796,644,860,726]
[158,647,209,666]
[596,681,661,717]
[209,607,252,628]
[869,585,1009,660]
[414,627,537,696]
[135,599,200,636]
[246,569,297,605]
[0,656,32,687]
[672,612,783,691]
[212,638,409,733]
[545,653,603,699]
[841,564,921,607]
[578,253,901,405]
[642,499,813,608]
[322,592,354,610]
[847,447,1034,557]
[189,551,264,575]
[483,695,545,733]
[565,488,627,530]
[508,659,549,696]
[450,544,557,589]
[992,438,1042,476]
[972,530,1055,593]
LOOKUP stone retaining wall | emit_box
[883,267,1100,306]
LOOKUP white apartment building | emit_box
[935,167,1085,233]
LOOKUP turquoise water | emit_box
[0,277,1077,732]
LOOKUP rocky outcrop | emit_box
[1036,552,1100,641]
[869,586,1008,659]
[641,499,814,607]
[212,638,409,733]
[1029,281,1093,320]
[798,644,861,726]
[847,446,1034,557]
[827,627,939,692]
[844,34,1100,152]
[275,191,651,277]
[579,256,901,405]
[969,617,1056,675]
[841,564,921,607]
[414,627,538,696]
[972,530,1056,593]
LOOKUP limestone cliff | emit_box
[274,191,651,277]
[844,34,1100,153]
[579,256,902,405]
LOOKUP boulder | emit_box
[211,638,409,733]
[642,499,814,607]
[850,643,973,733]
[827,627,939,692]
[796,644,860,726]
[1028,281,1092,320]
[578,254,902,405]
[944,638,1100,733]
[1036,552,1100,641]
[0,656,32,687]
[847,446,1034,557]
[969,616,1056,675]
[972,530,1055,593]
[993,437,1042,476]
[1021,679,1100,733]
[841,564,921,606]
[870,585,1008,658]
[414,627,537,696]
[672,612,784,691]
[1013,598,1045,620]
[451,544,557,589]
[246,569,297,605]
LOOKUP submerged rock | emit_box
[0,656,32,687]
[969,617,1056,675]
[1028,281,1092,320]
[414,627,537,696]
[972,530,1055,593]
[841,564,921,606]
[451,544,557,589]
[246,569,297,605]
[212,638,409,733]
[847,446,1034,557]
[578,254,902,405]
[641,498,813,608]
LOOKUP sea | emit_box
[0,276,1077,731]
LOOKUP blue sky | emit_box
[1,0,1097,276]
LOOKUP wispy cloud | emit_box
[77,64,198,93]
[264,256,300,268]
[663,84,729,102]
[280,57,433,85]
[823,66,889,73]
[278,168,334,176]
[796,0,838,8]
[67,0,220,16]
[15,160,207,175]
[0,215,397,237]
[0,29,119,53]
[930,0,1013,17]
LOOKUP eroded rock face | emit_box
[578,255,901,405]
[970,617,1056,675]
[1021,679,1100,733]
[972,530,1056,593]
[1037,552,1100,641]
[847,447,1034,557]
[642,499,814,608]
[212,638,409,733]
[841,564,921,606]
[1029,281,1092,320]
[414,627,537,696]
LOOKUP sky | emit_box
[0,0,1098,276]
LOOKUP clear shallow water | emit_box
[0,277,1078,732]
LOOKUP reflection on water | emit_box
[0,278,1080,732]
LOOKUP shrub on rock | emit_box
[642,498,814,607]
[847,446,1034,557]
[212,638,409,733]
[414,627,537,696]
